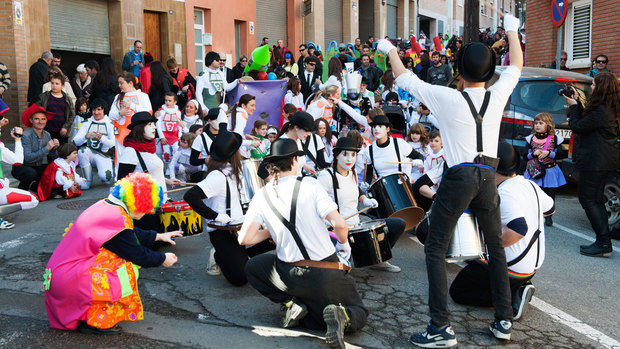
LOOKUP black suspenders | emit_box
[369,138,402,176]
[507,182,542,268]
[328,168,339,210]
[461,91,491,154]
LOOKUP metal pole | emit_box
[555,25,562,70]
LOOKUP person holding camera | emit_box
[565,72,620,257]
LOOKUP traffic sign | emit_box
[551,0,568,27]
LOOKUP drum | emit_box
[368,173,425,230]
[348,220,392,267]
[207,217,245,235]
[240,159,265,212]
[446,210,485,263]
[158,201,203,237]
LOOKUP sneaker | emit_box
[323,304,349,349]
[281,299,308,328]
[544,216,553,227]
[410,322,457,348]
[206,248,220,276]
[370,261,401,273]
[513,284,535,321]
[489,319,512,340]
[0,218,15,230]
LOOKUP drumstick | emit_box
[384,161,413,165]
[164,186,193,194]
[483,0,504,18]
[344,206,373,220]
[178,182,197,186]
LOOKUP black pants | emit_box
[449,262,533,307]
[245,253,368,332]
[210,229,249,286]
[46,128,69,145]
[11,165,47,191]
[425,165,512,327]
[413,174,434,212]
[384,217,406,248]
[578,170,611,238]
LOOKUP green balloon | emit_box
[244,45,271,74]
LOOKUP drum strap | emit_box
[507,182,542,268]
[201,133,209,155]
[393,138,402,173]
[217,170,231,215]
[461,91,491,153]
[328,168,339,211]
[263,177,310,260]
[302,135,319,168]
[135,151,149,173]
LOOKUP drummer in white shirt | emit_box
[278,111,325,176]
[238,138,368,348]
[189,107,227,181]
[318,137,406,273]
[450,142,553,322]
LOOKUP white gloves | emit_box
[504,14,520,34]
[214,213,231,224]
[335,241,352,264]
[362,197,379,208]
[359,182,370,193]
[376,39,396,55]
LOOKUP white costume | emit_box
[156,105,183,163]
[73,115,116,188]
[0,141,38,210]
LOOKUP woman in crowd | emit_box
[283,52,299,76]
[315,118,336,164]
[416,54,431,82]
[380,69,396,100]
[44,173,180,335]
[148,61,173,110]
[89,57,121,109]
[182,99,204,132]
[167,57,196,109]
[228,94,255,137]
[284,77,304,111]
[319,57,346,95]
[307,85,340,130]
[232,56,247,80]
[566,72,619,257]
[70,63,93,100]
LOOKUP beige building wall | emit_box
[303,0,324,48]
[342,0,359,44]
[374,0,387,38]
[397,0,410,38]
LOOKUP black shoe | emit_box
[281,299,308,329]
[580,239,612,257]
[410,321,457,348]
[544,216,553,227]
[513,283,535,321]
[77,321,121,335]
[489,319,512,340]
[323,304,349,348]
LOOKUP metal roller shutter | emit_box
[386,0,398,39]
[49,0,110,54]
[256,0,287,46]
[324,0,343,46]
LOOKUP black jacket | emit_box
[298,70,321,103]
[148,76,172,110]
[359,65,382,92]
[568,103,619,171]
[27,59,50,104]
[231,63,244,80]
[89,74,121,111]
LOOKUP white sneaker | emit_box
[206,248,220,276]
[370,261,401,273]
[0,218,15,230]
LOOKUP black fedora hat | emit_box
[205,108,220,121]
[128,111,157,129]
[263,138,305,163]
[334,137,361,152]
[369,114,391,127]
[496,141,522,176]
[209,130,243,161]
[457,42,496,83]
[288,111,314,132]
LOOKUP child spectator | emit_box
[282,103,297,127]
[266,126,278,143]
[248,119,270,159]
[189,124,203,136]
[37,143,87,201]
[284,77,304,110]
[156,92,183,163]
[169,133,203,181]
[407,123,432,182]
[413,131,445,211]
[182,99,203,132]
[73,97,91,136]
[37,71,75,144]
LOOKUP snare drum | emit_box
[368,173,425,230]
[158,201,203,237]
[207,217,245,234]
[348,220,393,267]
[240,159,265,212]
[446,210,485,263]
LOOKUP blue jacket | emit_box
[122,51,144,77]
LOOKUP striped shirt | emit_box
[46,94,67,132]
[0,62,10,93]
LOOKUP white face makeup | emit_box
[210,119,219,130]
[373,125,388,140]
[337,150,357,171]
[296,127,308,141]
[144,122,157,140]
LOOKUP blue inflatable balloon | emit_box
[267,72,277,80]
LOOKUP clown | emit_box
[44,173,181,334]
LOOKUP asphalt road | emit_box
[0,180,618,348]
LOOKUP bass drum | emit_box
[348,219,392,267]
[368,173,425,230]
[446,209,485,263]
[240,159,265,212]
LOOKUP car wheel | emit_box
[604,174,620,239]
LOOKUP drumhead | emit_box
[368,172,411,189]
[350,219,386,232]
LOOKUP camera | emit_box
[557,85,574,98]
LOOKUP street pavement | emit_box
[0,178,618,348]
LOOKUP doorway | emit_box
[144,11,162,61]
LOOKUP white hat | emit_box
[267,127,278,135]
[76,64,87,73]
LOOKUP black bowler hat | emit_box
[209,130,243,161]
[263,138,305,163]
[128,111,157,129]
[457,42,496,83]
[334,137,361,152]
[205,108,220,120]
[496,141,522,176]
[288,111,314,132]
[369,114,391,127]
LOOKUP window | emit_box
[457,0,463,6]
[564,0,592,69]
[194,9,205,73]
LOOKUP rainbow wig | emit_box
[109,173,163,214]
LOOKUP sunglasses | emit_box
[241,60,247,63]
[596,60,608,64]
[560,58,567,61]
[299,48,306,52]
[307,63,316,66]
[219,59,226,62]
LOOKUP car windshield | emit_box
[511,80,591,114]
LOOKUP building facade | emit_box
[525,0,618,74]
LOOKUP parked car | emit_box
[492,67,618,235]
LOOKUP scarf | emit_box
[124,137,156,153]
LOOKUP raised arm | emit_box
[503,14,523,71]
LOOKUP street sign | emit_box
[551,0,568,27]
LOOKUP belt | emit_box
[285,259,352,271]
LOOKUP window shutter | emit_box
[571,4,591,60]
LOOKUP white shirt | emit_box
[362,137,419,179]
[182,114,203,133]
[302,133,325,169]
[240,175,338,262]
[54,158,87,190]
[108,90,153,126]
[280,134,307,176]
[0,141,23,166]
[498,175,553,274]
[156,105,183,142]
[197,167,243,232]
[395,65,521,167]
[408,141,432,182]
[119,147,168,200]
[284,91,305,111]
[319,74,347,95]
[423,148,446,186]
[318,169,360,226]
[169,147,202,180]
[191,130,216,158]
[72,116,116,153]
[228,107,248,136]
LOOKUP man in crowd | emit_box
[261,37,269,46]
[27,51,53,104]
[11,104,59,192]
[299,56,321,102]
[277,39,291,59]
[548,51,570,71]
[354,37,362,53]
[85,60,99,78]
[122,40,145,78]
[0,61,10,97]
[427,51,452,86]
[354,45,375,70]
[218,52,235,83]
[358,54,381,92]
[51,54,61,68]
[588,54,612,77]
[297,44,309,70]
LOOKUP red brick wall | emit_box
[525,0,620,75]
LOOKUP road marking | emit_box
[554,223,620,253]
[530,297,620,349]
[0,233,36,253]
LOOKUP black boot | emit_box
[77,321,121,335]
[580,236,612,257]
[544,216,553,227]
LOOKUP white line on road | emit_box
[530,297,620,349]
[553,223,620,253]
[0,233,37,253]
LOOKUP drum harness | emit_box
[263,177,351,271]
[302,134,323,170]
[505,182,542,269]
[368,137,402,177]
